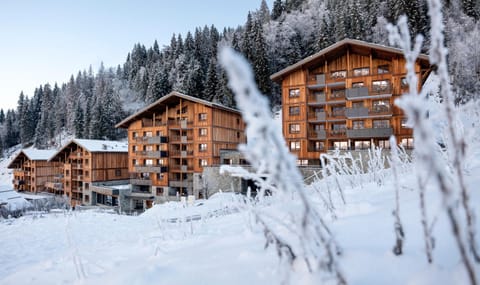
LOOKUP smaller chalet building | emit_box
[116,91,246,206]
[49,139,129,206]
[8,149,62,194]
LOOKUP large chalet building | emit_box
[8,149,62,193]
[270,39,431,165]
[48,139,129,206]
[116,91,246,204]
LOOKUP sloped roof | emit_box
[0,189,31,211]
[49,139,128,162]
[116,91,241,129]
[270,38,430,81]
[7,149,57,169]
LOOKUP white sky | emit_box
[0,0,272,111]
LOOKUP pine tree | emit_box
[204,59,219,101]
[74,101,84,138]
[0,109,5,124]
[271,0,285,20]
[257,0,271,23]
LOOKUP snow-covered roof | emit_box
[116,91,241,129]
[7,148,58,169]
[72,139,128,153]
[0,189,32,211]
[49,139,128,162]
[270,38,431,81]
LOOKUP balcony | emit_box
[135,150,168,158]
[134,165,168,173]
[346,127,393,138]
[45,182,63,190]
[169,180,194,188]
[328,109,346,120]
[328,89,346,102]
[345,106,392,119]
[130,178,153,186]
[308,130,327,140]
[170,135,193,143]
[134,136,168,144]
[329,129,347,138]
[170,165,194,172]
[346,84,393,100]
[307,74,326,89]
[307,111,326,122]
[307,93,326,105]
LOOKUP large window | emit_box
[289,88,300,98]
[372,99,391,113]
[290,141,301,151]
[373,119,390,128]
[354,141,371,150]
[289,106,300,116]
[353,67,370,76]
[289,123,301,134]
[377,65,390,74]
[333,141,348,150]
[401,138,414,149]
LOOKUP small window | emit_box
[84,195,89,203]
[85,171,89,177]
[354,141,371,150]
[353,67,370,76]
[157,173,164,180]
[296,159,308,166]
[333,141,349,150]
[132,159,138,165]
[115,169,121,177]
[132,145,137,152]
[330,70,347,79]
[372,80,390,92]
[289,141,301,151]
[66,170,70,176]
[331,89,346,98]
[132,132,137,139]
[199,159,208,167]
[236,118,240,125]
[378,140,391,149]
[156,187,164,196]
[199,128,207,136]
[158,159,165,165]
[145,131,153,137]
[84,183,89,190]
[401,118,410,128]
[237,132,240,139]
[289,106,300,116]
[289,88,300,98]
[352,82,364,88]
[289,123,301,133]
[401,138,414,149]
[145,159,153,165]
[353,121,365,129]
[377,65,389,74]
[352,101,364,108]
[373,119,390,128]
[199,113,207,121]
[181,106,188,114]
[199,143,207,152]
[401,77,409,89]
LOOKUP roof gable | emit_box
[116,91,241,129]
[270,38,430,81]
[49,139,128,162]
[7,149,57,169]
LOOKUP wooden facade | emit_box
[271,39,431,165]
[8,150,62,194]
[49,139,129,206]
[116,91,246,204]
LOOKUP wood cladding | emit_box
[276,41,430,165]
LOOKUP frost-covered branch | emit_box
[389,136,405,256]
[219,47,345,284]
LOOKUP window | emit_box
[132,145,137,152]
[289,88,300,98]
[352,101,364,108]
[401,77,409,89]
[401,138,414,149]
[156,130,163,136]
[132,132,137,139]
[372,100,391,113]
[289,106,300,116]
[84,183,89,190]
[353,67,370,76]
[353,121,365,129]
[158,159,165,165]
[199,128,207,136]
[330,70,347,79]
[157,173,164,180]
[236,118,240,125]
[296,159,308,166]
[66,170,70,176]
[199,113,207,121]
[146,145,153,151]
[313,141,324,151]
[333,141,349,150]
[132,159,138,165]
[115,169,121,177]
[289,123,301,133]
[314,124,325,130]
[331,89,345,98]
[181,106,188,114]
[401,118,410,128]
[290,141,301,151]
[352,82,364,88]
[84,195,89,203]
[378,140,391,149]
[377,65,389,74]
[199,143,207,152]
[84,159,89,165]
[237,132,240,139]
[145,131,153,137]
[199,159,208,167]
[354,141,371,150]
[373,119,390,128]
[156,187,164,196]
[85,171,89,177]
[145,159,153,165]
[372,80,390,92]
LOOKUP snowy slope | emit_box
[1,155,479,284]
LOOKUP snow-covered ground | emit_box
[1,149,479,284]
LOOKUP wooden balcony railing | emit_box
[346,127,393,138]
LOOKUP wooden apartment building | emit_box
[48,139,129,206]
[116,91,246,204]
[270,39,431,165]
[8,149,62,194]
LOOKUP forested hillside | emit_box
[0,0,478,154]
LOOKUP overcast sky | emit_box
[0,0,272,111]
